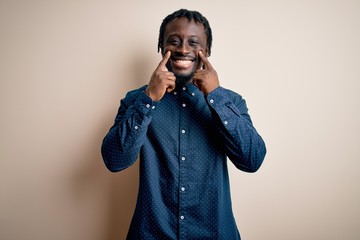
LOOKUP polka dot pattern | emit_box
[101,84,266,239]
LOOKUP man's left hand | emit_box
[193,51,220,95]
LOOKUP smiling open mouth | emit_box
[171,58,195,69]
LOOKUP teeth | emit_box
[175,60,192,66]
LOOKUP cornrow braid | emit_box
[157,9,213,56]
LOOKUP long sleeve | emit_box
[101,83,265,239]
[101,86,157,172]
[206,87,266,172]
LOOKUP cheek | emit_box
[199,45,207,53]
[163,45,176,52]
[162,48,174,58]
[162,47,169,55]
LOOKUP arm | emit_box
[101,88,156,172]
[101,52,175,172]
[207,87,266,172]
[193,51,266,172]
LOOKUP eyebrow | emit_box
[166,34,201,38]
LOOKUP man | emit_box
[102,9,266,240]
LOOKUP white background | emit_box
[1,1,359,239]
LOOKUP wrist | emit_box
[144,88,160,101]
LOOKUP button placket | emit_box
[178,89,189,234]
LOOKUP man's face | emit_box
[162,17,208,85]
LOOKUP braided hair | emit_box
[157,9,213,56]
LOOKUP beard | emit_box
[174,72,194,86]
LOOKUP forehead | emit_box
[164,17,206,39]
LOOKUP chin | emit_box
[175,73,194,86]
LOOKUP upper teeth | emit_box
[176,60,191,63]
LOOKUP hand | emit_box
[193,51,219,95]
[145,51,176,101]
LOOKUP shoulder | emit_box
[119,85,148,107]
[124,85,147,98]
[213,86,249,113]
[222,87,242,98]
[121,85,147,101]
[212,86,245,102]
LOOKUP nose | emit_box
[176,42,190,54]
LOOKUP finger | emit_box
[196,53,203,70]
[165,75,176,82]
[198,51,212,70]
[193,78,202,91]
[157,51,171,71]
[161,72,176,82]
[165,79,176,92]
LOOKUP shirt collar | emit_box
[175,82,201,98]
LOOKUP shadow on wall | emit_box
[71,49,156,240]
[71,121,139,240]
[106,162,139,239]
[104,50,155,239]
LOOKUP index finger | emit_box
[198,51,212,70]
[157,51,171,71]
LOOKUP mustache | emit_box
[170,52,197,61]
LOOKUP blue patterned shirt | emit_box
[101,83,266,239]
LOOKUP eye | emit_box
[167,38,180,45]
[189,39,199,46]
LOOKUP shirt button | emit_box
[152,106,156,109]
[224,120,228,125]
[181,129,185,134]
[134,126,139,130]
[181,187,185,191]
[182,103,186,107]
[174,91,177,95]
[181,156,186,161]
[146,104,150,108]
[209,99,214,104]
[191,93,195,96]
[182,87,186,91]
[180,215,185,220]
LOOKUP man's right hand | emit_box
[145,51,176,101]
